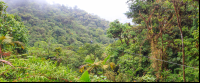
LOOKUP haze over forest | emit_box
[46,0,133,24]
[0,0,199,82]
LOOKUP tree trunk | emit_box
[119,37,123,44]
[172,0,186,82]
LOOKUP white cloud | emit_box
[46,0,132,24]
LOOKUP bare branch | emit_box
[0,59,14,67]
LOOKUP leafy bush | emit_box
[136,74,156,82]
[0,56,79,82]
[90,75,111,82]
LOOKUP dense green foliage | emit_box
[0,1,28,54]
[0,0,199,82]
[0,56,79,82]
[3,0,114,49]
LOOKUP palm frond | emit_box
[14,41,25,49]
[0,34,13,44]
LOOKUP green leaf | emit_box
[177,57,181,61]
[103,54,111,65]
[94,57,99,63]
[79,70,91,82]
[85,55,94,64]
[85,59,94,64]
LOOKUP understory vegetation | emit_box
[0,0,199,82]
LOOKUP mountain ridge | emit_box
[2,0,114,51]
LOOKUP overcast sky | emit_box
[46,0,133,24]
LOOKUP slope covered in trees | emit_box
[104,0,199,82]
[3,0,114,49]
[0,0,199,82]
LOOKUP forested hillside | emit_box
[3,0,114,48]
[0,0,199,82]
